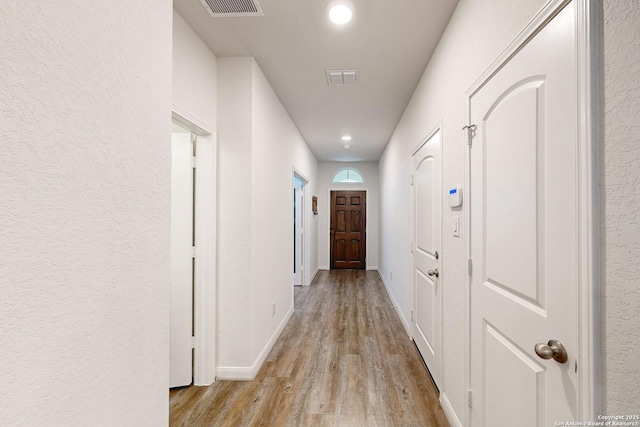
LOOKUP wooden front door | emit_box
[330,191,366,269]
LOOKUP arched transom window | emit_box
[332,167,364,183]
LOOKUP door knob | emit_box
[427,269,439,278]
[534,339,568,364]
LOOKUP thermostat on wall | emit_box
[448,187,462,208]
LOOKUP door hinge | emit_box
[191,156,197,168]
[468,259,473,276]
[191,336,196,349]
[462,124,477,146]
[410,309,414,322]
[468,389,473,408]
[410,174,414,186]
[410,241,414,253]
[192,246,197,258]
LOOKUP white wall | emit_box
[602,0,640,413]
[0,1,172,425]
[172,8,219,386]
[217,57,318,378]
[217,57,254,369]
[378,0,561,423]
[251,59,318,361]
[379,0,640,422]
[173,11,217,130]
[317,162,379,270]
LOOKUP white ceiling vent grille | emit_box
[199,0,264,17]
[326,69,359,86]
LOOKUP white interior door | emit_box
[412,128,442,389]
[469,3,578,425]
[293,176,305,286]
[170,131,194,388]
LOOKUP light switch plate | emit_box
[453,216,460,237]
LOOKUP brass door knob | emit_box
[534,339,568,364]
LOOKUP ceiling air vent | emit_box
[199,0,264,17]
[326,69,359,86]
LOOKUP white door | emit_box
[469,3,578,425]
[412,128,442,389]
[170,131,194,388]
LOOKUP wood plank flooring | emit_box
[169,270,449,426]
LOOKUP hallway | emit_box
[169,270,449,426]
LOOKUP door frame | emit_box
[172,109,217,386]
[410,121,444,388]
[328,188,368,270]
[293,169,309,285]
[463,0,601,424]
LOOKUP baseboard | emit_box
[366,265,379,271]
[215,366,253,381]
[440,392,463,427]
[305,267,320,286]
[376,268,412,338]
[249,305,294,379]
[216,305,295,381]
[318,266,329,270]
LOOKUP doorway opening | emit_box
[170,113,217,388]
[293,172,308,286]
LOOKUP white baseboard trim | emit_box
[366,265,379,271]
[215,366,253,381]
[305,267,320,286]
[376,268,412,338]
[318,266,329,270]
[216,305,295,381]
[440,392,463,427]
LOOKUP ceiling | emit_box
[173,0,459,162]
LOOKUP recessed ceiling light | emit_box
[341,135,352,141]
[327,0,354,25]
[344,145,351,150]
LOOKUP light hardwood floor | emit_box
[170,270,449,426]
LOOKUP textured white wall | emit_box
[317,162,379,270]
[173,11,217,130]
[603,0,640,414]
[250,59,318,362]
[380,0,640,422]
[378,0,547,423]
[217,58,318,375]
[0,1,172,425]
[217,57,254,368]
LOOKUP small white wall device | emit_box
[448,186,462,208]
